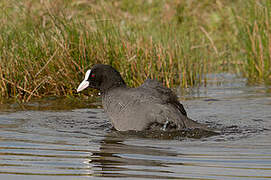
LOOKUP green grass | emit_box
[0,0,270,102]
[234,0,271,84]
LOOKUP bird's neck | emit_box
[100,79,127,94]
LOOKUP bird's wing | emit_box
[139,78,187,116]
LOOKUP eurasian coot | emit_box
[77,64,206,131]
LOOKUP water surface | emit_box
[0,75,271,179]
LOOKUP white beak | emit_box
[77,70,91,92]
[77,80,89,92]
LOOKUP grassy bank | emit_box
[234,0,271,83]
[0,0,270,102]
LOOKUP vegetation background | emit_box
[0,0,270,102]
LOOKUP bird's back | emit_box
[139,79,187,116]
[102,79,197,131]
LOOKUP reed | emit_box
[234,0,271,84]
[1,0,268,102]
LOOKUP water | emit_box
[0,74,271,179]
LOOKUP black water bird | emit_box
[77,64,206,132]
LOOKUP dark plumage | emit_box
[77,64,206,131]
